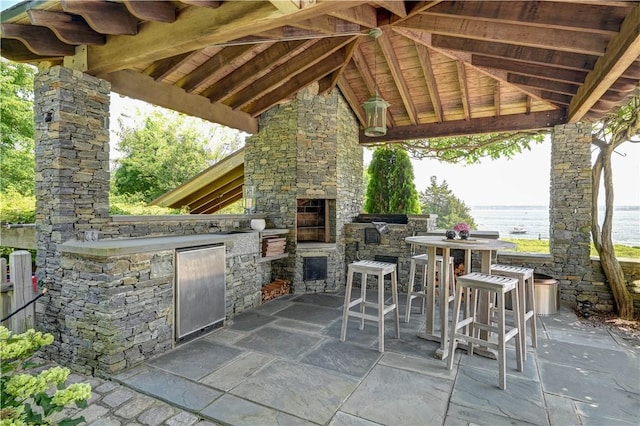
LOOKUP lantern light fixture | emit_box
[362,28,389,137]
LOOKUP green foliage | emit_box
[109,193,184,215]
[0,60,36,196]
[0,189,35,224]
[502,238,640,259]
[112,109,244,203]
[396,131,546,164]
[0,327,91,425]
[419,176,476,229]
[364,147,420,214]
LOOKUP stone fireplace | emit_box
[244,84,362,293]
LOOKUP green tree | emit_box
[364,147,420,214]
[0,60,35,196]
[112,109,243,202]
[419,176,476,229]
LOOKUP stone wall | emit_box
[549,123,595,307]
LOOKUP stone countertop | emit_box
[59,232,258,257]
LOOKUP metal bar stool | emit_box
[447,272,523,390]
[490,264,537,358]
[341,260,400,352]
[405,254,455,323]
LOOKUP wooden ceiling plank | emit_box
[569,4,640,122]
[330,4,377,28]
[425,1,627,34]
[508,74,579,96]
[431,35,597,72]
[27,9,105,46]
[455,62,471,120]
[123,0,177,23]
[415,42,443,123]
[104,69,257,134]
[373,1,407,18]
[1,23,75,56]
[378,30,418,124]
[177,44,257,93]
[86,0,367,75]
[471,55,589,84]
[143,51,201,81]
[337,74,367,127]
[394,1,444,24]
[246,50,346,116]
[61,0,138,35]
[202,39,308,102]
[397,13,609,55]
[229,36,354,110]
[359,110,567,143]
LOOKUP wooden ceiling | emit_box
[1,0,639,144]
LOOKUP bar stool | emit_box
[405,254,456,323]
[447,272,523,390]
[490,264,537,358]
[341,260,400,352]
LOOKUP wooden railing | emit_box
[0,251,37,333]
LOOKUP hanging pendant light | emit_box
[362,28,389,137]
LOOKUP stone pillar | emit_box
[549,122,593,307]
[34,66,110,364]
[245,84,362,292]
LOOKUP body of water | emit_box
[470,205,640,247]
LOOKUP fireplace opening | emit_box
[297,199,335,243]
[303,257,328,281]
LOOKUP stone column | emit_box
[34,66,110,362]
[549,122,593,307]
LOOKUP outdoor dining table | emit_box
[404,235,517,359]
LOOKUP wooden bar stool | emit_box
[405,254,455,323]
[341,260,400,352]
[447,272,523,390]
[490,264,537,358]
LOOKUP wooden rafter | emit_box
[360,110,567,143]
[456,61,470,120]
[494,82,501,117]
[61,0,138,35]
[569,4,640,122]
[323,37,362,93]
[330,4,378,28]
[415,42,443,123]
[378,29,418,124]
[143,50,203,81]
[123,0,177,23]
[104,69,257,134]
[373,1,407,18]
[471,55,589,85]
[0,37,62,62]
[336,74,367,127]
[1,23,75,56]
[508,74,579,96]
[290,16,362,36]
[27,10,105,45]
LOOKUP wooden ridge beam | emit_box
[1,23,75,56]
[103,70,257,134]
[62,0,138,35]
[415,42,443,123]
[569,4,640,122]
[359,110,567,143]
[27,9,105,46]
[396,13,609,55]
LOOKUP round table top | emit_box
[405,235,516,251]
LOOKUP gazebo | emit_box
[1,1,639,374]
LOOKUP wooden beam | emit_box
[373,1,407,18]
[378,29,418,124]
[103,70,257,134]
[330,4,377,28]
[471,55,588,84]
[246,50,346,116]
[123,0,177,23]
[61,0,138,35]
[396,13,609,55]
[569,4,640,122]
[359,110,567,143]
[508,74,579,96]
[541,91,572,106]
[202,40,308,102]
[415,42,443,123]
[179,1,222,8]
[323,37,362,93]
[228,36,353,110]
[430,35,597,72]
[336,74,367,128]
[177,168,245,209]
[27,9,105,45]
[85,1,367,74]
[1,24,75,56]
[143,50,203,81]
[494,81,501,117]
[456,61,470,120]
[268,0,301,13]
[0,38,61,62]
[291,15,362,36]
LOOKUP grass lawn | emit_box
[503,238,640,259]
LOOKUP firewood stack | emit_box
[261,279,291,303]
[262,236,286,257]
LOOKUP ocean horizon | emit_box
[469,205,639,247]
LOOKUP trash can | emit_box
[534,273,558,316]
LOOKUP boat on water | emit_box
[510,226,528,234]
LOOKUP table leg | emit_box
[424,246,437,335]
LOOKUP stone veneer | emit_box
[244,84,362,293]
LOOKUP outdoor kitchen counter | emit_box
[59,232,258,257]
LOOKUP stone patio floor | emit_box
[57,292,639,425]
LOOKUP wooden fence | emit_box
[0,251,37,333]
